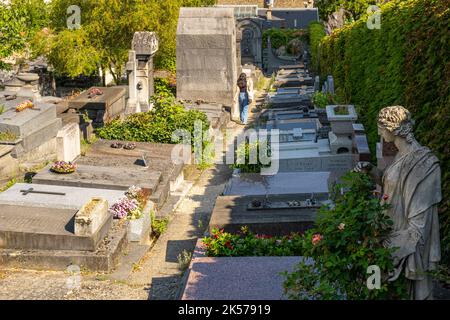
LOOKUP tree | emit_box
[31,0,217,82]
[0,0,49,69]
[315,0,380,22]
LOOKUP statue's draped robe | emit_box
[382,147,441,300]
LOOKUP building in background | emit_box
[216,1,318,69]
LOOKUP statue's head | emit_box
[377,106,414,143]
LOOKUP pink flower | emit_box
[312,234,323,246]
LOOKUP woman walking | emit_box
[236,73,253,125]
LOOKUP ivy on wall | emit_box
[313,0,450,264]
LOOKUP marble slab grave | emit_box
[0,204,112,251]
[33,164,162,191]
[182,256,307,300]
[0,102,57,138]
[75,140,186,208]
[0,183,126,210]
[208,195,321,236]
[224,172,330,196]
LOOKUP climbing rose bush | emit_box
[202,227,304,257]
[283,172,409,300]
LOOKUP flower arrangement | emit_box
[202,226,304,257]
[50,161,77,174]
[110,186,150,220]
[87,88,103,99]
[109,197,141,219]
[15,100,34,112]
[123,142,136,150]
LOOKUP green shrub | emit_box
[151,210,169,238]
[283,172,408,300]
[202,227,304,257]
[231,140,270,173]
[154,77,176,97]
[96,95,209,148]
[311,91,338,109]
[315,0,450,264]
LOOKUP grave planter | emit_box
[75,197,109,236]
[127,201,154,242]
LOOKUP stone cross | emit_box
[20,188,66,196]
[125,32,159,114]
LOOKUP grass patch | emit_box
[0,131,18,141]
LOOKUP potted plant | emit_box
[110,186,153,242]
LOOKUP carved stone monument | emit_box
[355,106,441,300]
[126,31,159,114]
[176,7,238,116]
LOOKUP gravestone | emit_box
[182,255,306,300]
[0,145,19,180]
[126,32,159,114]
[33,164,162,192]
[0,100,61,156]
[176,7,238,118]
[0,183,125,210]
[67,87,126,126]
[76,140,187,209]
[0,204,112,251]
[56,123,81,162]
[327,75,335,94]
[208,194,325,236]
[224,172,330,196]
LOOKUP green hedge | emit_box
[308,21,326,72]
[316,0,450,264]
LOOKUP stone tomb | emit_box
[0,183,130,271]
[67,86,126,126]
[182,255,306,300]
[0,183,125,210]
[33,163,162,192]
[0,204,111,251]
[208,194,327,236]
[224,172,330,196]
[56,122,81,162]
[0,100,61,156]
[75,140,187,209]
[176,8,237,109]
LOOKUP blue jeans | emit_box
[239,92,249,124]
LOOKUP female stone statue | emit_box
[355,106,441,299]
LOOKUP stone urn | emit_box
[127,200,154,242]
[16,73,41,100]
[75,197,109,236]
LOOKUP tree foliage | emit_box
[2,0,216,77]
[315,0,380,21]
[316,0,450,264]
[0,0,49,69]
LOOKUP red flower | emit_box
[312,234,323,246]
[382,194,389,201]
[225,240,233,249]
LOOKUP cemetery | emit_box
[0,0,448,304]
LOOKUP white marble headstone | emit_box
[56,123,81,162]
